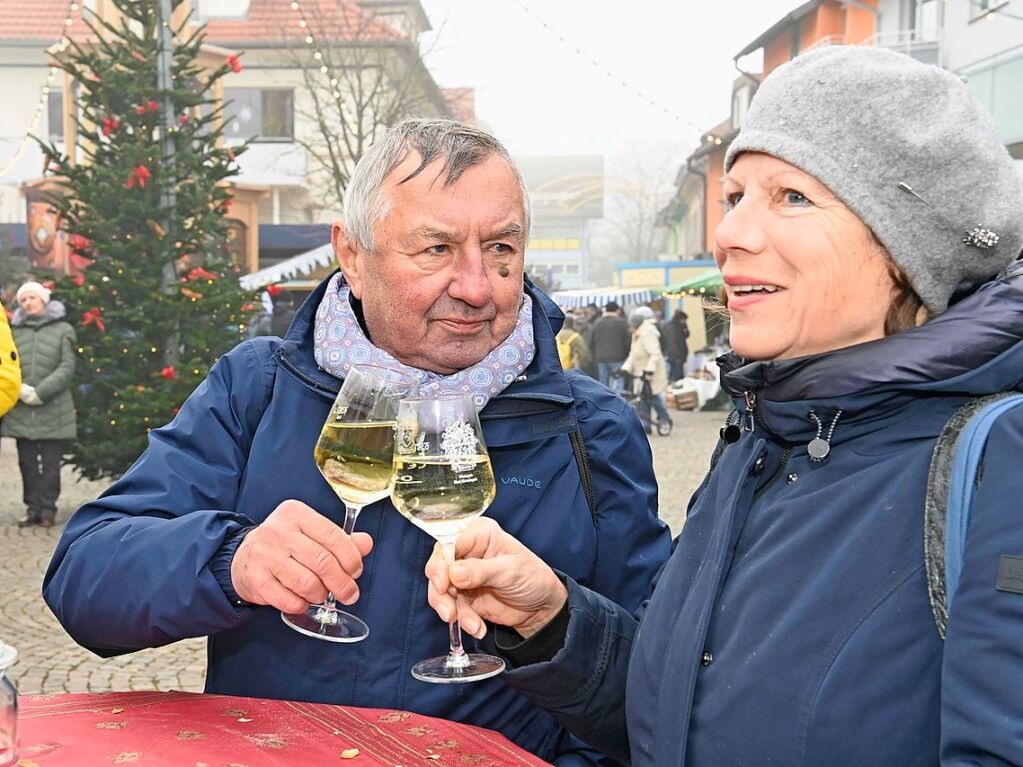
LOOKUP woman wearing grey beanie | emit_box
[423,45,1023,766]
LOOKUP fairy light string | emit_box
[0,0,78,178]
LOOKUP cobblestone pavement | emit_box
[0,411,724,695]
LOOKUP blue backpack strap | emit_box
[925,392,1023,638]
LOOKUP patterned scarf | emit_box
[313,273,536,410]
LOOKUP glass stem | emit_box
[442,541,470,668]
[323,503,363,612]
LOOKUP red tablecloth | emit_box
[17,691,553,766]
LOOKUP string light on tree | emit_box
[287,0,351,105]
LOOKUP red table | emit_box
[17,691,553,766]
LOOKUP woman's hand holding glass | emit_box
[391,395,508,682]
[424,518,569,641]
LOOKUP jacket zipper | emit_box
[275,349,338,396]
[753,446,792,502]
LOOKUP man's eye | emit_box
[491,243,512,254]
[724,192,743,210]
[784,190,811,206]
[426,244,448,255]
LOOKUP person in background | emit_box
[270,290,297,337]
[662,309,690,382]
[0,295,22,450]
[3,281,77,528]
[620,306,672,434]
[556,314,589,371]
[589,300,630,391]
[43,118,670,767]
[424,46,1023,765]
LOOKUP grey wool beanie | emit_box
[725,45,1023,314]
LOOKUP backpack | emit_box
[924,392,1023,639]
[557,331,581,369]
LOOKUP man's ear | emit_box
[332,221,364,299]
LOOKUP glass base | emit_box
[411,652,505,684]
[281,604,369,643]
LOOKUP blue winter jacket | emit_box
[42,275,671,766]
[496,270,1023,766]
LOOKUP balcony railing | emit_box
[860,29,943,65]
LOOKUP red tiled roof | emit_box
[0,0,403,45]
[0,1,90,43]
[199,0,404,45]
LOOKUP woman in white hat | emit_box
[3,281,77,528]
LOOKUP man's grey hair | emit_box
[343,118,532,252]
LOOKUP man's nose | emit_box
[447,245,493,307]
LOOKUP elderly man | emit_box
[43,119,670,766]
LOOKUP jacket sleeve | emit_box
[33,324,75,402]
[497,576,639,763]
[574,376,671,614]
[42,339,277,656]
[638,327,662,375]
[940,406,1023,765]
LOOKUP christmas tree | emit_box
[40,0,258,480]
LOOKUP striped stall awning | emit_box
[549,286,659,309]
[239,242,334,291]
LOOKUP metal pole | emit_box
[155,0,178,290]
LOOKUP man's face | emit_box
[334,154,527,375]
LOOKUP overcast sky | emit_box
[418,0,803,157]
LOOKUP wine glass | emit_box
[391,395,506,683]
[282,365,418,642]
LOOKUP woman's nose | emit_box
[713,197,768,259]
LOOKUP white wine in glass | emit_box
[282,364,417,643]
[391,395,505,683]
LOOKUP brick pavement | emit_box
[0,410,724,695]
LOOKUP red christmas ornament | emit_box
[220,198,232,213]
[125,165,152,189]
[42,281,55,291]
[227,54,243,74]
[179,114,189,125]
[136,104,148,115]
[160,366,176,380]
[148,100,159,111]
[101,116,120,136]
[240,302,255,312]
[82,307,106,331]
[187,267,216,281]
[72,273,85,287]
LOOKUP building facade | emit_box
[0,0,456,278]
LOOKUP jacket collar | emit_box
[276,271,576,411]
[719,270,1023,445]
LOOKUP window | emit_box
[223,88,294,141]
[906,0,939,40]
[47,90,64,142]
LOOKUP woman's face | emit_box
[19,292,45,316]
[715,153,896,362]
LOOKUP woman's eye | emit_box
[783,190,811,206]
[724,192,743,210]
